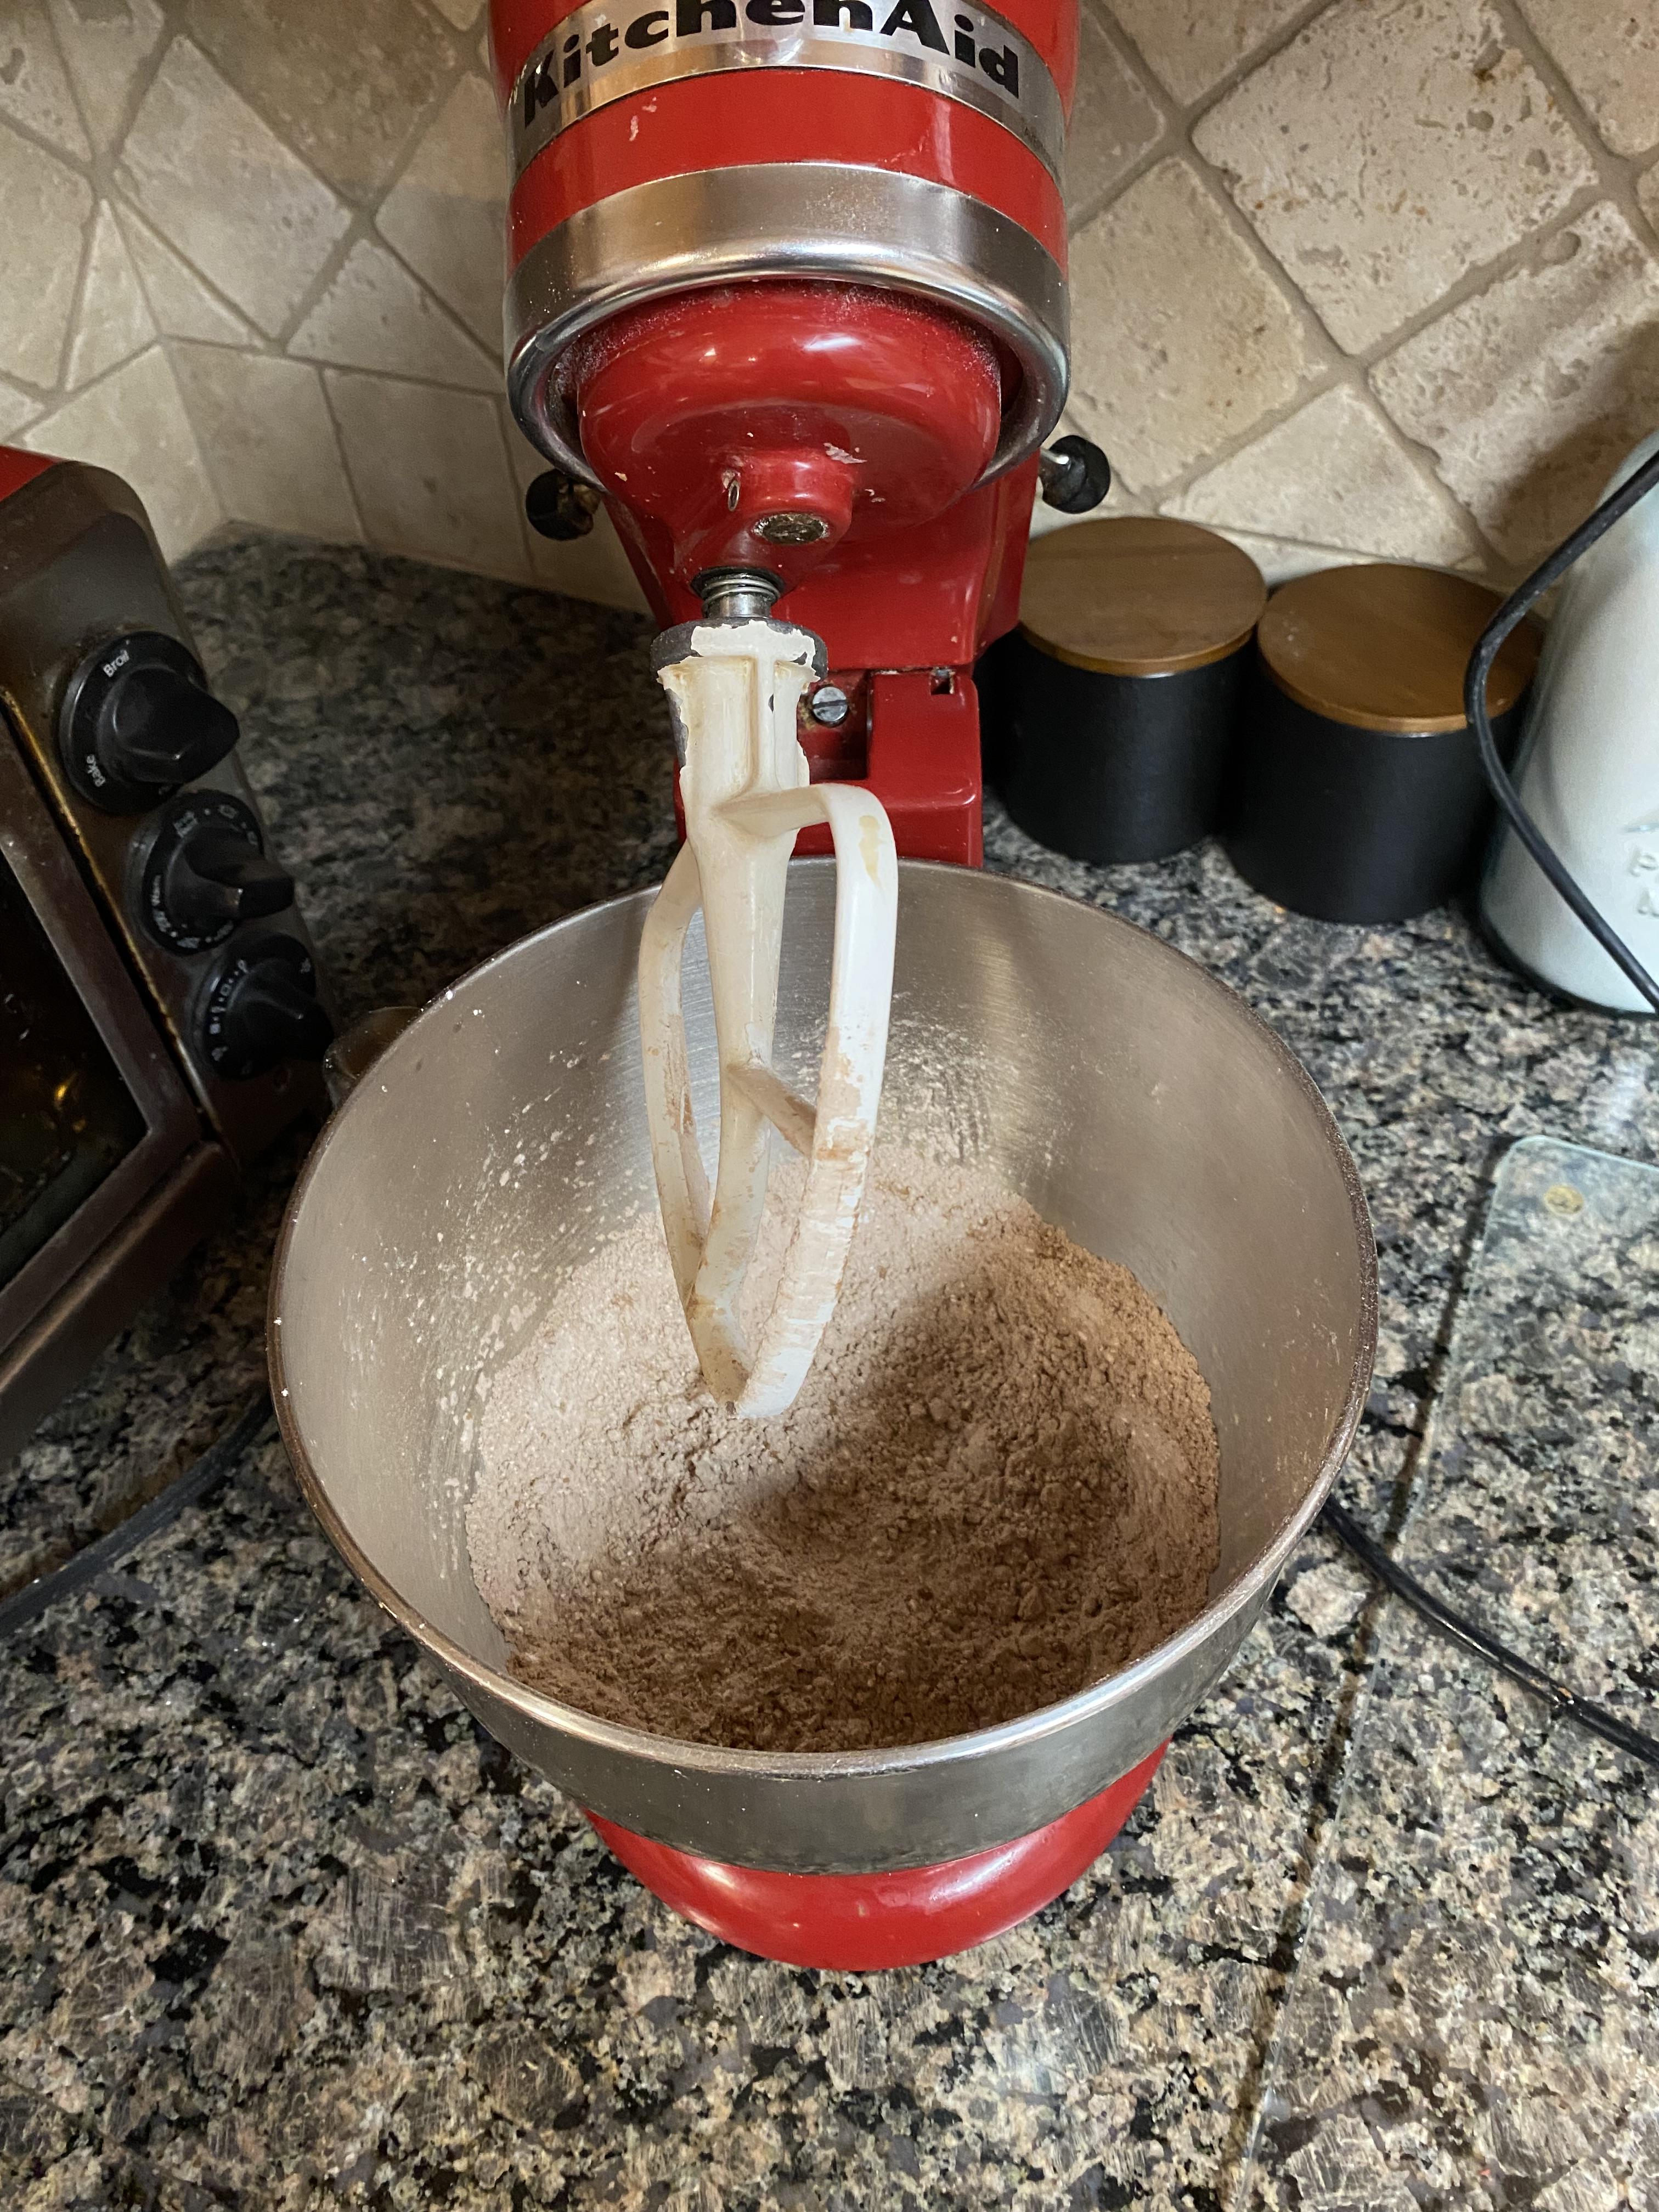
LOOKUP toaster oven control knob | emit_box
[139,792,294,953]
[200,930,332,1080]
[61,631,239,812]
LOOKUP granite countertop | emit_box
[3,531,1656,2212]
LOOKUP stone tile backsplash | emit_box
[2,0,1656,599]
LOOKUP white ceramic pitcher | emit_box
[1481,430,1659,1014]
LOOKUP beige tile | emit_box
[1171,384,1481,564]
[1105,0,1308,104]
[114,202,253,345]
[0,3,91,161]
[290,239,497,391]
[1641,163,1659,244]
[19,346,221,561]
[1517,0,1659,159]
[170,345,360,544]
[115,38,350,338]
[0,120,93,387]
[46,0,164,157]
[428,0,483,25]
[1370,202,1659,566]
[1194,0,1596,354]
[325,370,528,579]
[67,201,155,389]
[0,381,43,439]
[500,405,651,611]
[376,75,506,351]
[1067,158,1319,489]
[1191,526,1365,586]
[184,0,453,204]
[1065,5,1162,216]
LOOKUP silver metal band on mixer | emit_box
[508,0,1066,185]
[504,162,1070,490]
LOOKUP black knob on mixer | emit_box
[524,469,600,540]
[61,632,239,812]
[171,834,294,930]
[138,791,295,953]
[200,930,331,1080]
[1039,435,1112,516]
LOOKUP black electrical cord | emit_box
[0,1392,272,1639]
[1465,440,1659,1015]
[1321,455,1659,1774]
[1321,1497,1659,1775]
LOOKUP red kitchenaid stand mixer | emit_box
[489,0,1108,866]
[485,0,1124,1964]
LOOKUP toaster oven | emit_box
[0,450,331,1458]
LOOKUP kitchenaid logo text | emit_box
[509,0,1061,182]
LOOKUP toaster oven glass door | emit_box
[0,850,149,1285]
[0,726,200,1351]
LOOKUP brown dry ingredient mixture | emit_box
[466,1146,1219,1754]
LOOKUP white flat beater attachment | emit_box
[637,608,898,1418]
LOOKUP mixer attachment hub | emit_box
[691,568,785,624]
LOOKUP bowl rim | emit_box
[269,860,1378,1785]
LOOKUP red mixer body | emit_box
[589,1746,1165,1970]
[489,0,1075,861]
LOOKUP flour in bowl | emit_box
[465,1144,1220,1753]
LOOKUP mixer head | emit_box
[487,0,1095,861]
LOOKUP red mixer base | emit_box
[586,1745,1166,1970]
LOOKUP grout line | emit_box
[371,229,505,383]
[1093,0,1331,133]
[1348,178,1618,374]
[0,99,97,172]
[49,174,102,396]
[1356,184,1636,579]
[110,190,258,349]
[23,13,219,541]
[271,35,483,358]
[155,328,238,523]
[273,211,376,358]
[1491,0,1659,250]
[1203,518,1462,575]
[1065,5,1381,517]
[37,0,98,166]
[1065,0,1639,576]
[98,9,176,171]
[20,0,1642,598]
[156,341,228,540]
[1074,0,1354,387]
[314,366,375,549]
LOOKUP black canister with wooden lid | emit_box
[985,517,1267,865]
[1225,563,1541,924]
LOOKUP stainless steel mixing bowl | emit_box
[271,861,1375,1874]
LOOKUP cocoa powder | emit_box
[466,1146,1220,1754]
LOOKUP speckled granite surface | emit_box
[2,531,1656,2211]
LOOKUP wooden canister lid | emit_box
[1257,562,1541,734]
[1018,516,1268,677]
